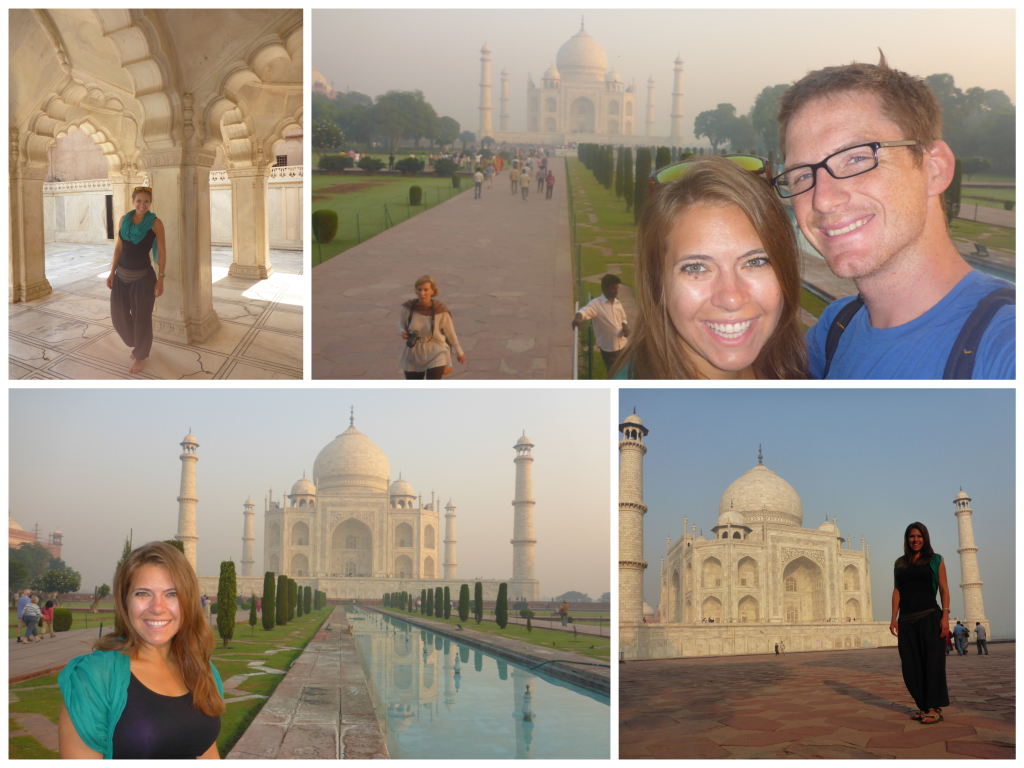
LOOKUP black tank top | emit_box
[110,672,221,759]
[119,225,157,271]
[894,556,941,616]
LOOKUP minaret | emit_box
[510,432,539,602]
[444,500,457,579]
[241,497,255,577]
[954,489,990,637]
[645,77,655,136]
[175,430,200,573]
[499,68,510,132]
[619,409,649,624]
[670,56,684,142]
[478,43,494,139]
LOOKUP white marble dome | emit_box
[515,433,533,447]
[955,489,970,501]
[9,515,23,532]
[390,477,414,497]
[290,475,316,497]
[313,424,390,492]
[719,462,803,527]
[556,28,607,82]
[605,68,621,83]
[543,63,560,80]
[716,507,747,527]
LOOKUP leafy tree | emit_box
[495,583,508,629]
[729,115,757,153]
[395,157,425,176]
[555,590,593,602]
[443,586,451,619]
[371,90,437,152]
[960,157,992,180]
[10,543,53,584]
[633,147,652,224]
[434,587,443,619]
[600,592,611,604]
[458,131,476,150]
[215,561,236,649]
[304,586,312,614]
[749,84,789,155]
[262,572,276,630]
[89,583,111,613]
[9,560,29,591]
[276,575,288,625]
[481,136,495,148]
[35,568,81,606]
[288,580,297,621]
[114,535,132,583]
[248,591,257,635]
[945,158,962,222]
[474,582,483,624]
[437,116,461,147]
[426,587,434,616]
[312,119,344,159]
[694,103,737,154]
[623,147,634,212]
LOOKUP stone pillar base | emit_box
[12,279,52,303]
[154,309,220,345]
[228,262,274,280]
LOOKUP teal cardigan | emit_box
[58,650,224,759]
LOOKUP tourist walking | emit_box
[107,186,166,375]
[57,542,224,758]
[16,589,31,642]
[890,522,950,724]
[22,596,43,643]
[774,643,779,656]
[572,274,629,372]
[546,170,555,199]
[473,167,484,199]
[388,153,395,171]
[780,640,785,654]
[399,275,465,380]
[511,166,518,194]
[537,167,546,192]
[41,599,55,638]
[520,167,531,200]
[485,164,495,188]
[975,623,988,655]
[559,601,569,627]
[953,621,965,655]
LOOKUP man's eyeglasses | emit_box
[771,140,922,199]
[650,154,769,192]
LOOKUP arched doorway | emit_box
[844,565,860,591]
[423,556,435,579]
[290,552,308,577]
[782,556,826,623]
[845,598,861,621]
[331,518,372,576]
[395,522,413,548]
[569,97,596,133]
[701,557,722,588]
[702,596,723,623]
[291,520,309,546]
[395,554,413,578]
[670,570,680,623]
[738,595,760,623]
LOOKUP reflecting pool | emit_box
[349,608,610,759]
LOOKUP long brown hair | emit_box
[896,521,935,567]
[95,542,224,716]
[611,157,807,379]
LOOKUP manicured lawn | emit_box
[960,186,1015,210]
[7,609,330,759]
[311,173,472,264]
[950,220,1016,255]
[963,173,1015,184]
[383,609,610,662]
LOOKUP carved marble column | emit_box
[108,167,145,228]
[226,164,274,279]
[10,128,52,302]
[139,146,220,344]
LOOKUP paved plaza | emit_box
[312,161,574,379]
[9,244,303,380]
[620,643,1014,759]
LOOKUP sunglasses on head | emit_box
[133,186,152,193]
[649,154,770,192]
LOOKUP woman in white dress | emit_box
[399,275,465,379]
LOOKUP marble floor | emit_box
[9,243,304,380]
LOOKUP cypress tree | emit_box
[384,593,390,608]
[296,585,303,618]
[634,147,652,224]
[615,147,624,201]
[304,586,311,614]
[474,582,483,624]
[656,146,671,171]
[623,147,634,212]
[443,586,451,619]
[248,590,257,635]
[435,587,443,619]
[426,587,434,616]
[495,583,508,629]
[605,146,615,189]
[421,589,427,614]
[276,575,288,625]
[216,561,236,649]
[288,580,297,621]
[262,572,276,630]
[458,584,470,622]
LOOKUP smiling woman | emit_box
[612,157,808,379]
[57,542,224,759]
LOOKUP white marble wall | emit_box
[43,181,112,244]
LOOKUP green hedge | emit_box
[53,608,73,632]
[312,210,339,244]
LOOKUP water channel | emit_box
[349,608,610,759]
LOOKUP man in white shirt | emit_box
[572,274,629,372]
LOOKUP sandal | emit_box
[921,710,943,724]
[911,710,924,721]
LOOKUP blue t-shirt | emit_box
[807,271,1015,379]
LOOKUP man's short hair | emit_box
[601,274,622,290]
[778,50,942,164]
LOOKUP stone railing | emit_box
[42,179,112,193]
[209,166,302,185]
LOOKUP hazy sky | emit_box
[314,9,1015,145]
[618,389,1015,637]
[10,389,610,602]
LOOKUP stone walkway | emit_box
[620,642,1014,758]
[312,162,574,379]
[10,244,303,380]
[227,607,387,759]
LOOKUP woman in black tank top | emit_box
[106,187,167,375]
[890,522,950,724]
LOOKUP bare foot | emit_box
[129,357,144,374]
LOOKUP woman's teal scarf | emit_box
[119,211,158,266]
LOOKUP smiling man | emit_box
[775,53,1015,379]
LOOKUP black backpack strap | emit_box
[943,287,1015,379]
[822,295,865,379]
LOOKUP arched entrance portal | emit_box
[331,518,372,577]
[569,98,596,133]
[782,556,826,623]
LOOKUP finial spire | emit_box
[581,14,584,30]
[758,444,763,465]
[350,406,354,426]
[633,406,636,414]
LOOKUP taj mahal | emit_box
[178,412,541,603]
[478,20,685,146]
[619,411,990,660]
